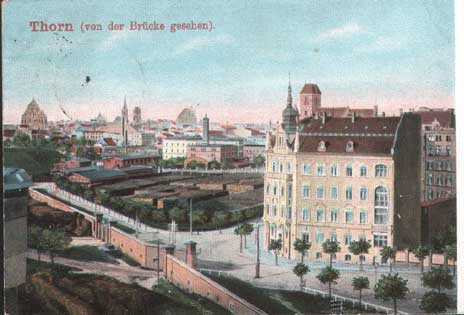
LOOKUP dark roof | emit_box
[76,169,128,180]
[301,116,400,134]
[300,83,321,94]
[3,168,33,192]
[415,110,454,128]
[64,166,98,174]
[297,116,401,155]
[120,165,154,172]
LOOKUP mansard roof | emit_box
[300,83,321,94]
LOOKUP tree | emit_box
[348,240,371,271]
[293,238,311,263]
[242,223,254,249]
[293,263,309,288]
[352,276,370,306]
[42,228,71,266]
[211,212,226,233]
[269,239,282,265]
[234,224,245,253]
[381,246,397,273]
[421,266,454,294]
[374,273,409,315]
[322,239,341,268]
[28,226,46,262]
[13,133,32,147]
[420,291,451,313]
[444,243,457,275]
[413,245,429,273]
[169,207,187,223]
[316,266,340,299]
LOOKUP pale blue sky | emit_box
[3,0,454,123]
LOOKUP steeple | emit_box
[287,72,293,108]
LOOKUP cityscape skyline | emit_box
[3,0,454,124]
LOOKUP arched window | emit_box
[316,207,325,222]
[374,186,388,224]
[360,165,367,177]
[345,164,353,177]
[375,164,388,177]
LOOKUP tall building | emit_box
[133,106,142,128]
[263,84,422,264]
[415,109,456,201]
[202,114,210,144]
[299,83,377,120]
[4,168,32,315]
[20,98,48,129]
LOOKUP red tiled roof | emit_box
[103,137,117,146]
[209,130,225,136]
[415,111,454,128]
[300,83,321,94]
[221,125,237,130]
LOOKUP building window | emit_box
[330,164,338,176]
[445,145,451,156]
[316,208,325,222]
[344,234,352,245]
[330,234,337,242]
[435,145,441,155]
[360,186,368,201]
[272,205,277,216]
[359,234,366,241]
[330,209,338,222]
[345,165,353,177]
[345,186,353,200]
[266,204,270,216]
[437,175,443,186]
[280,205,285,217]
[273,185,277,195]
[280,163,283,173]
[266,183,270,194]
[446,175,453,187]
[445,161,452,171]
[345,254,351,261]
[374,186,388,224]
[345,208,353,223]
[302,185,310,199]
[302,208,310,221]
[316,232,324,244]
[330,186,338,200]
[316,252,322,259]
[427,144,434,155]
[287,207,292,220]
[303,164,310,175]
[427,189,433,200]
[359,209,367,224]
[288,183,292,198]
[317,164,326,176]
[375,164,388,177]
[360,255,366,262]
[373,234,388,247]
[302,232,310,243]
[427,173,433,185]
[436,161,442,170]
[316,185,325,200]
[426,161,433,170]
[287,162,292,174]
[281,186,285,196]
[360,165,367,177]
[446,135,452,142]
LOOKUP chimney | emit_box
[374,105,379,117]
[351,112,356,123]
[322,112,326,124]
[382,112,386,117]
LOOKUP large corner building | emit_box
[263,82,422,264]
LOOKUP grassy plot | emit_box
[207,274,381,315]
[153,279,232,315]
[59,245,120,264]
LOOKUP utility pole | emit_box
[189,198,193,235]
[255,224,260,278]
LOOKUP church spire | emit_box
[287,72,292,108]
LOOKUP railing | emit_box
[198,268,233,278]
[301,286,408,315]
[162,167,265,174]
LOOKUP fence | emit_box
[162,168,264,174]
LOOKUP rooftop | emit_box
[3,168,33,192]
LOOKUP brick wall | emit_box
[165,255,267,315]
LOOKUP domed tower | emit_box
[282,80,298,134]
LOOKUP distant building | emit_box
[20,98,48,130]
[176,106,197,128]
[243,143,265,162]
[103,153,159,169]
[299,83,377,120]
[4,168,32,315]
[133,106,142,128]
[68,168,128,187]
[263,82,422,264]
[415,109,456,200]
[163,135,203,160]
[185,144,238,167]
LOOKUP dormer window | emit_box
[346,141,354,152]
[318,141,326,152]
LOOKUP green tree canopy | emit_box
[419,291,451,314]
[374,273,409,315]
[316,266,340,298]
[348,239,371,271]
[413,245,429,273]
[352,276,370,304]
[293,262,309,288]
[421,266,454,293]
[269,238,282,265]
[293,239,311,263]
[322,240,341,268]
[380,246,397,273]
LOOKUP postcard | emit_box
[2,1,460,314]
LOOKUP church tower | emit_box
[299,83,321,119]
[282,79,298,134]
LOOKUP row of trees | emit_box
[262,237,455,314]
